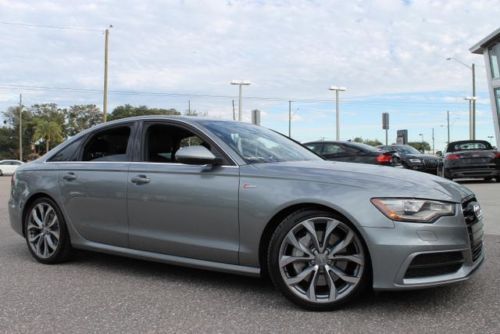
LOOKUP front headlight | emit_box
[409,158,422,163]
[371,198,455,223]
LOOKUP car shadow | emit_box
[65,249,476,312]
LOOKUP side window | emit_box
[323,144,345,154]
[305,143,323,154]
[82,126,131,162]
[144,124,211,163]
[49,138,84,162]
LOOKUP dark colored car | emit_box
[440,140,500,181]
[378,144,440,174]
[303,141,398,166]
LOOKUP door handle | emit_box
[63,172,77,181]
[131,175,150,185]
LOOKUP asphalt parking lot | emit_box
[0,177,499,333]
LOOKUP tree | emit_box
[109,104,180,121]
[32,118,64,153]
[3,105,35,159]
[408,141,431,153]
[351,137,383,147]
[66,104,103,136]
[0,127,17,160]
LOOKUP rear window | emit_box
[447,141,492,152]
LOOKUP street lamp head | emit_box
[329,86,346,91]
[231,80,251,85]
[464,96,477,101]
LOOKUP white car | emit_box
[0,160,24,176]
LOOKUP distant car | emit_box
[440,140,500,181]
[0,160,24,176]
[378,144,440,175]
[304,141,399,166]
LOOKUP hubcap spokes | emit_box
[279,217,364,303]
[27,203,60,259]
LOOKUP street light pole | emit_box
[329,86,346,140]
[446,57,476,139]
[432,128,435,154]
[288,100,292,137]
[464,96,477,140]
[18,93,22,161]
[419,133,424,153]
[230,80,251,121]
[446,110,450,144]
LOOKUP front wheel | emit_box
[267,209,369,310]
[24,197,73,264]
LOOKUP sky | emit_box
[0,0,499,151]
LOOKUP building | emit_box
[470,28,500,148]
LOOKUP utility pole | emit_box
[472,63,476,140]
[230,80,251,121]
[232,100,236,120]
[288,100,292,137]
[103,25,112,122]
[188,100,191,114]
[19,94,22,161]
[446,110,450,144]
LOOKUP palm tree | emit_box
[32,119,64,153]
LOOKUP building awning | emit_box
[470,27,500,54]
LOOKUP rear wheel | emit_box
[0,169,3,176]
[267,209,369,310]
[24,197,73,264]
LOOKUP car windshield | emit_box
[200,120,322,164]
[447,141,493,152]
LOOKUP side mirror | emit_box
[175,145,221,165]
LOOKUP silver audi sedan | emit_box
[9,116,484,310]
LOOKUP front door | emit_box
[127,122,240,264]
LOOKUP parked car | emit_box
[9,117,484,310]
[378,144,441,174]
[0,159,24,176]
[440,140,500,181]
[304,141,399,166]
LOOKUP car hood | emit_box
[246,160,472,203]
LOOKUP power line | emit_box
[0,20,102,32]
[0,83,477,106]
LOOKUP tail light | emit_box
[376,153,393,164]
[495,152,500,159]
[446,154,461,160]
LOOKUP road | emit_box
[0,176,499,333]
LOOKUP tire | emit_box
[23,197,73,264]
[267,209,369,311]
[442,168,452,180]
[485,177,493,182]
[0,169,3,176]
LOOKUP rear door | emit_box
[126,121,240,264]
[54,123,136,247]
[322,143,351,162]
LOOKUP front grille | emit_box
[404,252,464,278]
[462,198,484,262]
[423,159,438,168]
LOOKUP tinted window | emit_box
[82,126,131,161]
[447,141,492,152]
[144,124,212,163]
[305,143,323,154]
[490,44,500,79]
[348,143,379,153]
[323,143,345,154]
[49,138,84,162]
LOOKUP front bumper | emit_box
[365,199,484,290]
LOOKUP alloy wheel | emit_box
[26,202,61,259]
[278,217,365,303]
